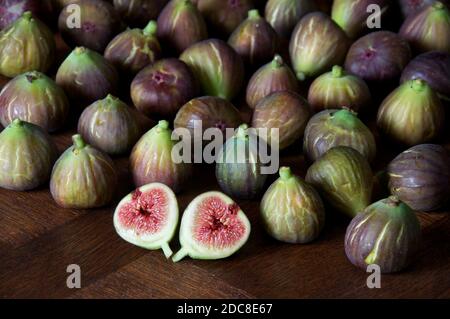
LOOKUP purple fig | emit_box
[0,0,53,30]
[113,0,169,28]
[399,0,449,17]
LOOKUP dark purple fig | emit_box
[388,144,450,211]
[56,46,119,108]
[53,0,77,10]
[399,0,449,17]
[307,65,371,113]
[0,0,53,29]
[180,39,244,100]
[377,79,444,146]
[289,12,350,80]
[345,31,412,82]
[345,196,421,273]
[303,109,376,163]
[0,119,57,191]
[228,9,278,68]
[400,51,450,99]
[246,54,299,109]
[58,0,122,52]
[400,1,450,53]
[264,0,317,39]
[113,0,168,28]
[0,11,55,77]
[157,0,207,53]
[104,20,161,75]
[131,58,198,119]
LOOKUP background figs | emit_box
[399,0,449,17]
[113,0,168,28]
[0,0,53,30]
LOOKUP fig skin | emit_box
[303,109,376,163]
[251,91,311,150]
[216,124,268,200]
[345,196,421,273]
[0,0,53,30]
[228,9,278,68]
[246,54,299,109]
[388,144,450,211]
[130,120,193,193]
[56,46,119,108]
[104,20,161,75]
[261,166,325,244]
[305,146,373,218]
[113,0,169,28]
[131,58,198,119]
[0,11,55,77]
[180,39,244,100]
[399,0,449,17]
[157,0,208,54]
[399,2,450,54]
[307,65,371,113]
[0,71,69,132]
[77,95,142,155]
[0,119,57,191]
[50,134,117,209]
[377,79,445,146]
[344,31,412,82]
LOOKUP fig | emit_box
[58,0,122,52]
[113,0,168,28]
[56,46,119,108]
[246,54,299,109]
[260,167,325,244]
[216,124,267,200]
[0,0,53,30]
[289,12,350,80]
[377,79,444,146]
[307,65,371,113]
[130,120,193,193]
[0,119,57,191]
[388,144,450,211]
[305,146,373,218]
[264,0,317,39]
[113,182,178,258]
[344,31,412,82]
[0,71,69,132]
[77,95,142,155]
[228,9,278,68]
[180,39,244,100]
[399,2,450,53]
[303,109,376,163]
[104,20,161,75]
[399,0,449,17]
[345,196,421,273]
[130,58,198,119]
[50,134,117,209]
[157,0,207,53]
[172,191,251,262]
[0,11,55,77]
[251,91,311,150]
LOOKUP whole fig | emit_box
[113,0,168,28]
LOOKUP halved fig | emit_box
[113,183,179,258]
[172,191,251,262]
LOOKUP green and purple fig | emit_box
[246,54,299,109]
[50,134,117,209]
[228,9,278,68]
[388,144,450,211]
[157,0,207,53]
[215,124,268,200]
[261,166,325,244]
[0,11,55,77]
[77,95,142,155]
[289,12,350,80]
[131,58,198,119]
[130,120,193,193]
[104,20,161,75]
[303,109,376,163]
[251,91,311,150]
[345,196,421,273]
[399,0,449,17]
[56,47,119,108]
[305,146,373,218]
[399,2,450,53]
[377,79,444,146]
[113,0,168,28]
[180,39,244,100]
[0,119,57,191]
[0,71,69,132]
[307,65,371,113]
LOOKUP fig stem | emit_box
[172,247,189,262]
[11,118,24,127]
[271,55,284,68]
[22,11,33,20]
[331,109,359,129]
[161,243,173,259]
[143,20,158,36]
[279,167,293,180]
[248,9,260,19]
[296,72,306,81]
[411,79,426,92]
[331,65,344,78]
[236,124,249,139]
[25,72,41,83]
[387,195,401,206]
[433,1,445,9]
[72,134,86,150]
[157,120,170,130]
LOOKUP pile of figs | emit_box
[0,0,449,274]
